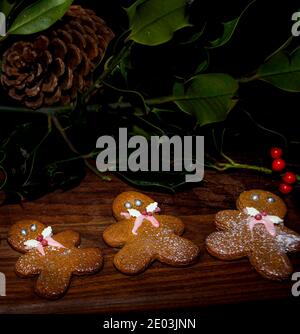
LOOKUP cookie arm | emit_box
[53,230,81,248]
[158,235,199,266]
[277,226,300,253]
[103,221,131,247]
[72,248,103,275]
[215,210,248,230]
[206,229,247,260]
[159,215,185,235]
[15,253,42,277]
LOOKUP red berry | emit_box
[41,239,48,247]
[36,235,43,242]
[142,211,147,216]
[272,159,286,172]
[261,211,267,216]
[282,171,297,185]
[255,214,262,220]
[279,183,293,194]
[270,147,283,159]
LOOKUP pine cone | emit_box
[1,5,115,109]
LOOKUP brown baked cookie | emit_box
[103,191,200,274]
[206,190,300,281]
[8,220,103,299]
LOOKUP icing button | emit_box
[251,194,260,201]
[267,197,276,203]
[124,201,132,209]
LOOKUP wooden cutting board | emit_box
[0,170,299,314]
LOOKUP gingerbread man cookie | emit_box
[206,190,300,280]
[8,220,103,299]
[103,191,200,275]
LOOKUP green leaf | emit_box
[207,0,256,49]
[0,0,15,16]
[8,0,73,35]
[195,53,209,74]
[173,74,238,126]
[126,0,191,46]
[256,47,300,92]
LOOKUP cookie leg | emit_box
[35,269,72,299]
[206,231,247,260]
[72,248,103,275]
[249,231,293,281]
[113,242,154,275]
[157,235,199,266]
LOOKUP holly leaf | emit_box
[255,47,300,92]
[173,74,238,126]
[8,0,73,35]
[207,0,256,49]
[126,0,191,46]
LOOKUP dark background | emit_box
[1,0,300,199]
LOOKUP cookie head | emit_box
[237,190,287,218]
[8,220,46,253]
[112,191,157,221]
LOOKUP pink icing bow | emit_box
[245,207,283,237]
[121,202,161,235]
[24,226,66,256]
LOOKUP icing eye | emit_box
[30,224,37,232]
[21,229,27,236]
[135,199,142,207]
[124,201,132,209]
[251,194,260,201]
[267,196,276,203]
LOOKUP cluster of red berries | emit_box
[270,147,297,194]
[36,235,48,247]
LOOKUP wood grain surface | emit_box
[0,170,300,314]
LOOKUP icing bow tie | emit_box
[245,207,283,237]
[121,202,161,235]
[24,226,65,256]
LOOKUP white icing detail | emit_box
[42,226,52,238]
[128,208,141,217]
[24,240,40,249]
[146,202,158,213]
[245,207,260,216]
[245,207,283,224]
[267,215,283,224]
